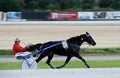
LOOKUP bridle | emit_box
[80,33,93,52]
[85,33,95,45]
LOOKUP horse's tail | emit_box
[35,43,43,50]
[26,43,43,52]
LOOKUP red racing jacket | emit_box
[12,43,27,56]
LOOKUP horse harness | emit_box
[61,40,68,50]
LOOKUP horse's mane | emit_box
[67,35,81,42]
[66,34,86,46]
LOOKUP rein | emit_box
[25,42,62,58]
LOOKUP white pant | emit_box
[15,52,31,60]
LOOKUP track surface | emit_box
[0,24,120,49]
[1,68,120,78]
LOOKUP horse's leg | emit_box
[35,53,46,63]
[75,54,90,68]
[56,56,72,69]
[46,54,55,69]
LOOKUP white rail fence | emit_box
[0,21,120,26]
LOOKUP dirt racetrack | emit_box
[0,22,120,49]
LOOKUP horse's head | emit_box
[81,32,96,46]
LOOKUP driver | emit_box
[12,38,31,60]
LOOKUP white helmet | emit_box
[15,38,20,42]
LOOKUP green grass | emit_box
[80,47,120,56]
[0,60,120,70]
[0,47,120,56]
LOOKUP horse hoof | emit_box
[56,67,62,69]
[87,66,90,68]
[51,67,57,69]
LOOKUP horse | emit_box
[27,32,96,69]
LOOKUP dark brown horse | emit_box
[27,32,96,69]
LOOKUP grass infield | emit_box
[0,60,120,70]
[0,47,120,56]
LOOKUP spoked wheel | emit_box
[22,57,37,70]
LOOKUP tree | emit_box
[81,0,95,10]
[0,0,120,12]
[0,0,25,12]
[98,0,113,8]
[111,0,120,10]
[38,0,49,10]
[25,1,39,11]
